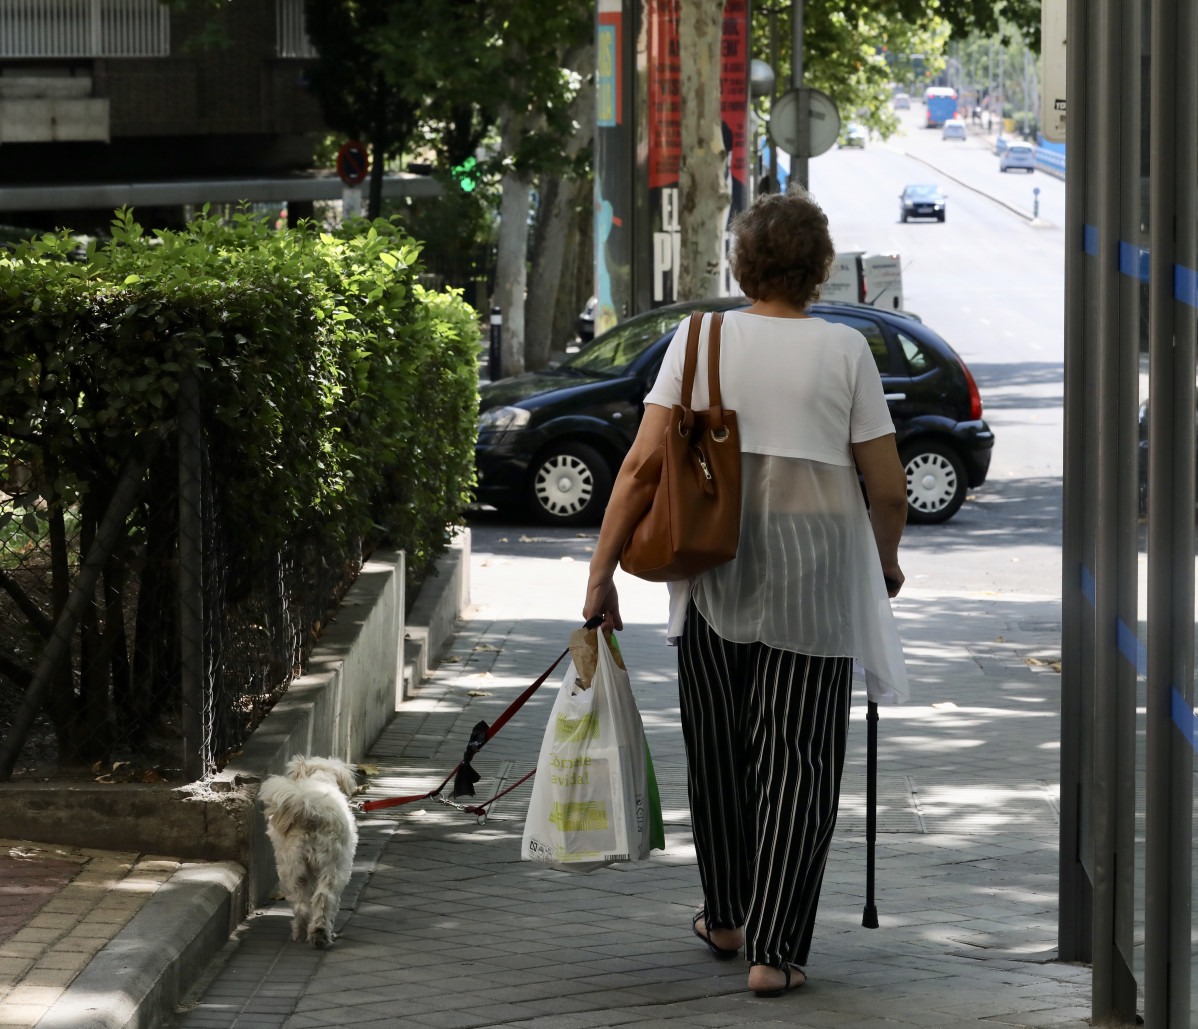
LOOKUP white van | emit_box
[822,252,905,310]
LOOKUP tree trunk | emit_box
[367,72,387,220]
[367,139,385,220]
[492,111,532,378]
[525,43,595,369]
[548,177,592,350]
[526,175,593,368]
[676,0,730,301]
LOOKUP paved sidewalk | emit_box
[0,843,180,1028]
[160,546,1090,1029]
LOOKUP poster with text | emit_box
[645,0,748,306]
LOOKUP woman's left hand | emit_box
[584,574,623,634]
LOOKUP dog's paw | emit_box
[311,928,331,949]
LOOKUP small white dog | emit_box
[258,755,360,948]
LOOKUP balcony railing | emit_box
[275,0,317,59]
[0,0,170,59]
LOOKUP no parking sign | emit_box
[336,141,369,186]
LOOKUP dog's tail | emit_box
[259,775,311,837]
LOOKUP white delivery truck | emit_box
[823,252,904,310]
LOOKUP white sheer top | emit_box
[641,310,909,703]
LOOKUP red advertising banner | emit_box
[645,0,749,303]
[646,0,679,189]
[722,0,748,195]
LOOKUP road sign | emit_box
[768,87,841,158]
[1040,0,1066,143]
[336,141,369,187]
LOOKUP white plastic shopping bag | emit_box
[521,630,650,872]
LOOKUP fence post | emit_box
[489,307,503,382]
[178,371,206,781]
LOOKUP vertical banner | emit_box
[644,0,749,307]
[595,0,749,325]
[595,0,633,338]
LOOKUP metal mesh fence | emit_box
[0,378,361,784]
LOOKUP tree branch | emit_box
[0,568,54,639]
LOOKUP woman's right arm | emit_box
[851,434,907,596]
[583,403,673,631]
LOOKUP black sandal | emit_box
[749,962,806,997]
[691,908,739,960]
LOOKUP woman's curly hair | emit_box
[729,187,836,308]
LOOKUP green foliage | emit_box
[0,207,478,581]
[753,1,1041,143]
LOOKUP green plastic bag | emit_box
[645,742,666,852]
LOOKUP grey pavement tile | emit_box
[407,1010,495,1029]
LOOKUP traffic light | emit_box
[452,156,478,193]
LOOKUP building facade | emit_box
[0,0,325,228]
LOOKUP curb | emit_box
[17,543,470,1029]
[35,862,244,1029]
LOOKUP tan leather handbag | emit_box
[620,312,741,582]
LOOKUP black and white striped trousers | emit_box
[678,599,852,969]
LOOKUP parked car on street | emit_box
[475,298,993,526]
[900,184,947,222]
[942,119,967,140]
[999,143,1037,172]
[839,123,867,148]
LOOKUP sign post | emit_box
[336,140,370,221]
[792,0,808,189]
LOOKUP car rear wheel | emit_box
[527,442,613,526]
[901,441,967,523]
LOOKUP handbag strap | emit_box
[678,313,703,431]
[707,312,727,435]
[678,311,727,434]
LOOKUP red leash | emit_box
[360,616,602,814]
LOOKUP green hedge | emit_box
[0,207,479,586]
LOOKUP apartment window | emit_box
[275,0,317,59]
[0,0,170,59]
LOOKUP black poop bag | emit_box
[451,720,490,797]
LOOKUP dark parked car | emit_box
[900,184,947,222]
[475,298,993,526]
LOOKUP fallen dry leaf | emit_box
[474,643,501,652]
[994,636,1004,642]
[443,655,461,663]
[467,690,493,697]
[358,764,378,776]
[141,769,166,783]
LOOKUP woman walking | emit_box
[582,187,908,997]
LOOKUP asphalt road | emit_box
[470,110,1066,600]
